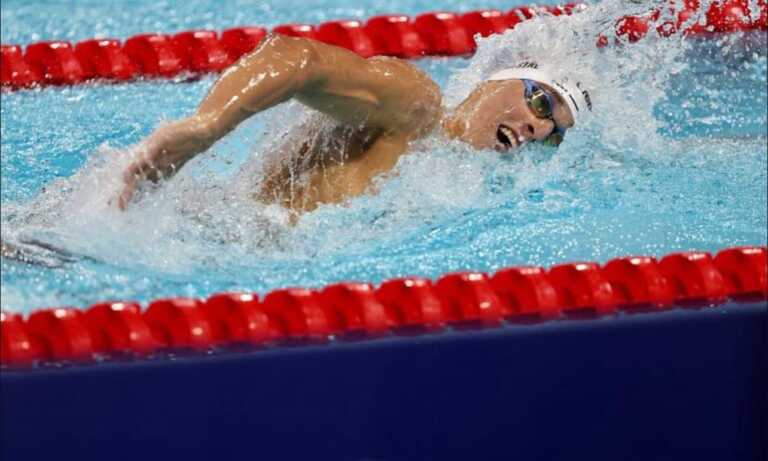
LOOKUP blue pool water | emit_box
[1,0,766,313]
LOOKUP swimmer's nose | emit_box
[522,123,535,139]
[517,117,555,142]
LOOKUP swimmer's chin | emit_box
[493,143,524,155]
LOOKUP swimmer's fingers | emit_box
[115,136,195,210]
[116,160,150,210]
[115,154,171,210]
[133,155,169,183]
[117,173,138,210]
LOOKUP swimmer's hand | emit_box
[117,117,213,210]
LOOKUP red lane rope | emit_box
[2,246,766,368]
[1,1,766,90]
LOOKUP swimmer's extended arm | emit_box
[117,34,440,209]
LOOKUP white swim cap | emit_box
[488,61,592,123]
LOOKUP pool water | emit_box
[1,0,766,313]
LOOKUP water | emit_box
[1,0,766,313]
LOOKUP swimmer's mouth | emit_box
[495,124,522,152]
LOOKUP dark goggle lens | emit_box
[527,89,553,118]
[522,79,566,148]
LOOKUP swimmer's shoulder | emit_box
[366,56,441,96]
[366,56,443,136]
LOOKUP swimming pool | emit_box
[2,2,767,461]
[1,0,766,316]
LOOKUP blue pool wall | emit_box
[2,300,766,461]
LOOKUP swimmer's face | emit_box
[444,79,574,152]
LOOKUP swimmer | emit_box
[116,34,591,214]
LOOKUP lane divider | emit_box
[2,1,766,90]
[2,245,765,368]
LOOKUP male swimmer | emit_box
[116,35,591,215]
[2,36,592,265]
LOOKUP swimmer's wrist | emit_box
[176,116,217,150]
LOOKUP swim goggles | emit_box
[522,79,566,146]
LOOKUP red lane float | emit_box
[613,0,766,43]
[2,2,766,90]
[413,12,476,55]
[123,34,184,77]
[713,246,768,298]
[704,0,759,31]
[319,283,391,334]
[365,15,427,58]
[461,10,512,38]
[317,20,378,58]
[489,266,560,321]
[433,272,504,325]
[376,277,447,330]
[143,298,213,349]
[0,312,39,366]
[172,30,232,73]
[602,256,675,310]
[24,41,85,85]
[261,288,337,338]
[25,308,94,361]
[659,252,728,304]
[1,44,41,88]
[74,39,136,81]
[3,246,764,368]
[84,302,157,354]
[548,262,616,316]
[202,292,280,344]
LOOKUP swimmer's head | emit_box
[444,62,591,152]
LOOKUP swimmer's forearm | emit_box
[142,117,214,171]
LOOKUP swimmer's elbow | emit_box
[260,32,307,50]
[258,33,317,82]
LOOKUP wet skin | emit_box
[116,34,574,215]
